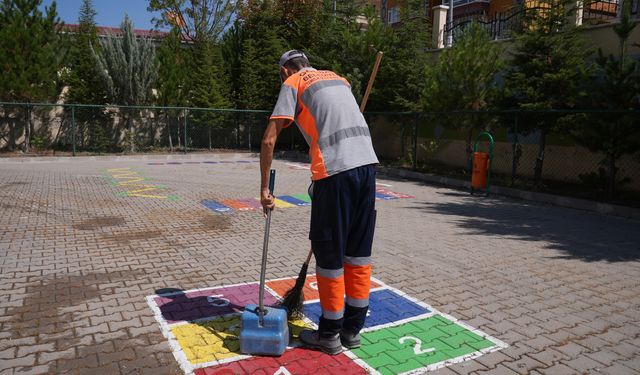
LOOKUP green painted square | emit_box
[352,315,496,375]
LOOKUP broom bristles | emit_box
[280,262,309,319]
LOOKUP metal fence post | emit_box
[247,114,251,152]
[511,113,519,186]
[72,105,76,157]
[183,109,188,154]
[412,113,418,170]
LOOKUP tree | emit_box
[92,15,158,152]
[505,0,593,185]
[420,22,504,166]
[148,0,236,43]
[572,0,640,199]
[65,0,106,104]
[236,1,287,110]
[273,0,324,50]
[0,0,65,152]
[311,3,395,105]
[156,27,191,150]
[370,0,431,112]
[64,0,110,152]
[221,21,244,108]
[189,41,230,149]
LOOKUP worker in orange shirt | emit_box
[260,50,379,355]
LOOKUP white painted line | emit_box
[146,274,508,374]
[146,295,195,375]
[376,182,393,187]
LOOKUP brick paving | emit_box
[0,153,639,374]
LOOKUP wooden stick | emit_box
[359,51,384,113]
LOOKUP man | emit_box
[260,50,379,355]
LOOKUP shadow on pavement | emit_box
[411,196,640,263]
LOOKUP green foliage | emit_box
[309,3,395,105]
[92,15,158,106]
[421,22,503,112]
[234,1,287,110]
[221,22,244,106]
[190,42,228,109]
[157,27,190,107]
[274,0,324,50]
[505,0,594,184]
[91,15,157,152]
[65,0,108,105]
[372,0,431,111]
[0,0,65,152]
[571,0,640,199]
[0,0,65,102]
[419,22,504,167]
[63,0,111,152]
[506,2,593,111]
[148,0,236,42]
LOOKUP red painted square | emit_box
[376,188,414,199]
[222,199,256,211]
[267,275,381,302]
[193,347,366,374]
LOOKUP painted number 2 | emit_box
[309,282,318,290]
[399,336,435,355]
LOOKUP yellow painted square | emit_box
[170,315,241,364]
[256,197,296,208]
[170,316,315,365]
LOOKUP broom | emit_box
[279,51,384,319]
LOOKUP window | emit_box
[388,6,400,23]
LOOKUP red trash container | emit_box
[471,152,489,189]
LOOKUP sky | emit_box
[39,0,166,30]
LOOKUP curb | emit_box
[377,166,640,221]
[0,151,259,163]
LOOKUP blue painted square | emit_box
[201,200,233,213]
[375,192,397,200]
[304,289,430,329]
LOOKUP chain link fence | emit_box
[1,103,639,204]
[366,110,640,205]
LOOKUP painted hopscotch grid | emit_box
[200,188,414,215]
[102,167,180,200]
[147,276,507,375]
[147,160,260,166]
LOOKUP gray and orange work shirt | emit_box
[270,68,379,180]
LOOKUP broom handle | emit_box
[304,248,313,265]
[359,51,384,113]
[259,169,276,325]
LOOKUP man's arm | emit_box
[260,118,291,215]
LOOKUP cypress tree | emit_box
[91,15,157,152]
[65,0,109,152]
[157,27,190,150]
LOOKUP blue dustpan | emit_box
[240,304,289,355]
[239,170,289,356]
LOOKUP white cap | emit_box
[279,50,308,68]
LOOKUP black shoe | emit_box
[299,329,343,355]
[340,331,361,349]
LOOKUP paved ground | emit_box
[1,153,639,375]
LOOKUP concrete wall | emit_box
[369,116,640,191]
[428,18,640,57]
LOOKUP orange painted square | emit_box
[267,275,381,302]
